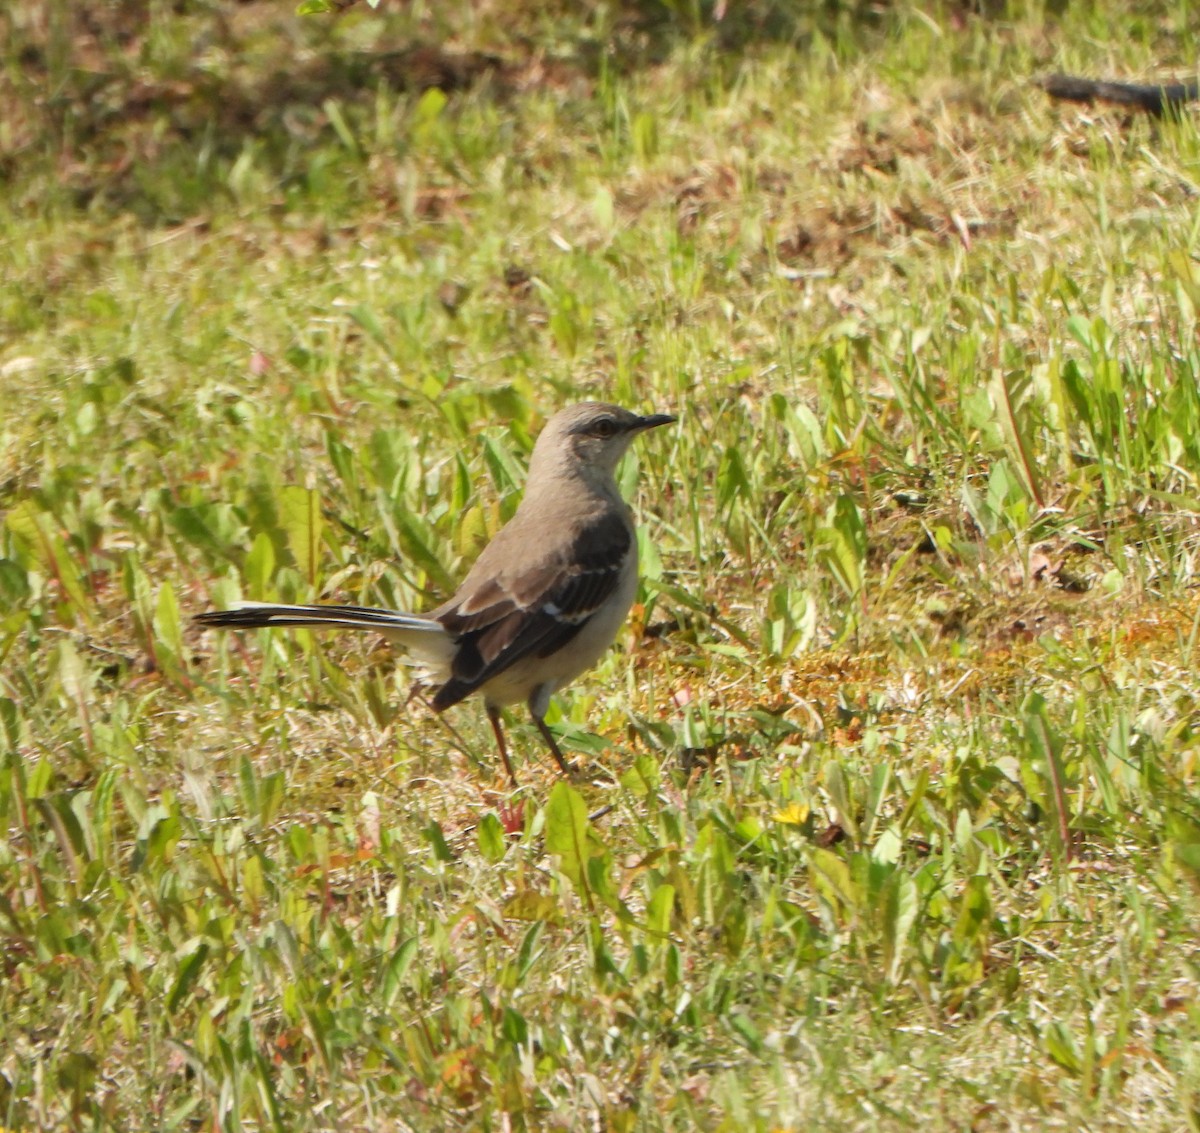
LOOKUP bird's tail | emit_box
[194,602,454,672]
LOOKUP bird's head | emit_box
[530,402,676,483]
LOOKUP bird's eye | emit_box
[592,418,618,438]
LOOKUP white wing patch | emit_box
[541,599,593,626]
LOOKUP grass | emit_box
[4,0,1200,1128]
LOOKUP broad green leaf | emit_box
[238,754,259,815]
[989,369,1043,508]
[832,493,867,564]
[167,503,245,559]
[57,637,91,719]
[5,500,90,619]
[733,815,763,844]
[823,760,858,841]
[167,941,210,1013]
[1172,842,1200,879]
[477,813,506,863]
[482,435,526,496]
[620,754,659,798]
[54,1051,97,1100]
[153,581,184,665]
[1065,315,1095,351]
[501,1006,528,1045]
[637,525,663,582]
[394,509,454,592]
[586,851,626,917]
[549,293,585,357]
[1043,1021,1083,1074]
[370,427,407,490]
[5,499,53,572]
[588,918,621,980]
[244,531,275,600]
[515,920,546,985]
[257,771,285,827]
[503,893,561,923]
[423,821,454,863]
[814,523,862,599]
[88,769,119,861]
[350,305,392,357]
[122,553,155,639]
[278,485,323,588]
[1024,694,1071,860]
[896,768,929,833]
[325,434,357,494]
[809,847,858,917]
[414,86,448,125]
[26,756,55,799]
[952,874,992,949]
[323,98,359,155]
[454,504,489,559]
[862,761,892,844]
[242,853,264,904]
[0,697,21,754]
[592,185,615,232]
[646,883,674,937]
[716,445,751,510]
[544,781,592,901]
[34,794,87,880]
[132,804,180,871]
[881,871,918,982]
[770,392,826,467]
[271,920,302,975]
[380,938,419,1008]
[728,1012,762,1054]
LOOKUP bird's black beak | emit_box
[634,413,676,431]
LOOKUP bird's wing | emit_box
[430,508,632,710]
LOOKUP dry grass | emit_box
[3,0,1200,1129]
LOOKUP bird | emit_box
[194,402,676,785]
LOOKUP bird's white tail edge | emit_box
[226,602,442,633]
[198,602,454,672]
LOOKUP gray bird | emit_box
[194,402,675,784]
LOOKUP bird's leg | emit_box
[530,710,576,776]
[486,704,520,787]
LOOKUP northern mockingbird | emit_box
[194,402,675,784]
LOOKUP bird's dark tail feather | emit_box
[194,602,455,675]
[193,602,440,635]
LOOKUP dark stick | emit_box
[1035,73,1199,118]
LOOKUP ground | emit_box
[2,0,1200,1129]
